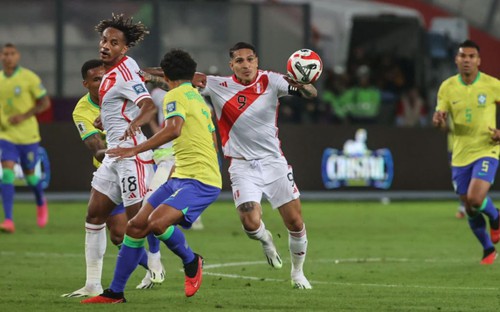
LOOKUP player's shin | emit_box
[288,224,308,273]
[1,168,15,221]
[85,222,107,288]
[109,235,147,293]
[156,225,195,264]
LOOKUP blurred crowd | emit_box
[279,48,430,127]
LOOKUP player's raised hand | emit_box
[489,127,500,144]
[106,146,138,159]
[432,111,447,128]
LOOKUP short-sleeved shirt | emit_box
[0,66,47,144]
[437,72,500,167]
[164,82,221,188]
[99,56,151,152]
[72,93,103,168]
[200,70,289,160]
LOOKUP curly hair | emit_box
[160,49,197,81]
[95,13,149,47]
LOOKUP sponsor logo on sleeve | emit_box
[133,83,147,94]
[77,122,87,134]
[166,101,176,113]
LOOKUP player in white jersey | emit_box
[74,14,163,297]
[196,42,317,289]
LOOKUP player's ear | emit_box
[82,80,88,89]
[121,45,129,56]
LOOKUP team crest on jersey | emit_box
[477,94,487,107]
[166,101,176,113]
[133,84,146,94]
[254,82,262,94]
[77,122,87,134]
[14,86,21,96]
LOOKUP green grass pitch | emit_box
[1,200,499,311]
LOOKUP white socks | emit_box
[84,222,107,289]
[244,221,273,247]
[288,224,308,273]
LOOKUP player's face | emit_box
[99,27,128,66]
[230,48,258,85]
[83,66,105,98]
[455,47,480,76]
[1,46,20,70]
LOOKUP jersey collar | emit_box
[232,70,260,85]
[105,56,128,74]
[2,66,20,78]
[87,93,100,109]
[458,72,480,86]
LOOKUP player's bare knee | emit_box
[109,233,123,246]
[148,219,169,236]
[467,196,484,208]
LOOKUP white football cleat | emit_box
[149,265,166,284]
[61,285,103,298]
[191,217,204,230]
[147,251,166,284]
[136,270,155,289]
[291,273,312,290]
[263,230,283,269]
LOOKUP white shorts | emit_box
[229,155,300,209]
[91,156,154,207]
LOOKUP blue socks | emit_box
[468,213,494,251]
[477,197,499,229]
[1,168,15,220]
[156,226,195,264]
[110,235,146,293]
[25,174,44,206]
[147,232,160,254]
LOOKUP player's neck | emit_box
[104,56,126,70]
[460,71,479,85]
[3,65,18,77]
[169,80,191,89]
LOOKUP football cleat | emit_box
[191,217,204,230]
[263,231,283,269]
[490,212,500,244]
[136,270,154,289]
[61,285,103,298]
[184,254,203,297]
[481,249,497,265]
[80,289,126,304]
[0,219,15,233]
[291,273,312,290]
[148,264,166,284]
[37,200,49,228]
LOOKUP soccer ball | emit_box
[286,49,323,84]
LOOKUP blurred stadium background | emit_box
[3,0,500,201]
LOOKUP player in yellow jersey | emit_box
[0,43,51,233]
[433,40,500,265]
[82,49,221,304]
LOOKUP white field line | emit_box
[1,251,497,291]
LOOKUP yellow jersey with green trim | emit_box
[0,66,47,144]
[164,82,221,188]
[437,72,500,166]
[72,93,104,168]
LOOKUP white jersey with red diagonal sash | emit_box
[201,70,289,160]
[99,56,152,151]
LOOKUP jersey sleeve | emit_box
[118,67,152,105]
[269,71,290,98]
[28,71,47,100]
[199,75,214,96]
[164,91,187,120]
[436,82,449,112]
[72,104,99,141]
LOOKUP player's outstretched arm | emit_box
[108,116,184,159]
[139,69,169,91]
[284,76,317,99]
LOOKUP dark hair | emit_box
[459,39,480,53]
[160,49,197,81]
[3,43,16,49]
[81,59,104,79]
[229,42,257,58]
[95,13,149,47]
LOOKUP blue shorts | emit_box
[110,203,125,216]
[147,178,220,229]
[0,140,40,170]
[452,157,498,195]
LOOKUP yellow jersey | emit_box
[437,72,500,166]
[72,93,104,168]
[0,66,47,144]
[164,82,221,188]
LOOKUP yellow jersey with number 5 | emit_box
[437,72,500,166]
[0,66,47,144]
[164,82,221,188]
